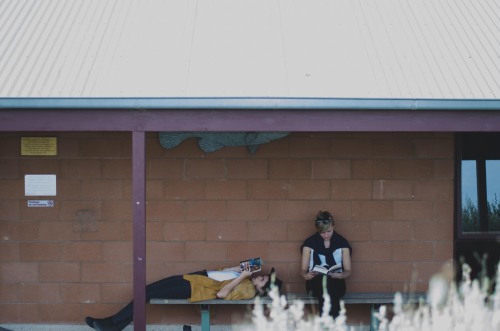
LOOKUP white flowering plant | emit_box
[244,263,500,331]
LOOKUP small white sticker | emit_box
[27,200,55,208]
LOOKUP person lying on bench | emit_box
[84,265,283,331]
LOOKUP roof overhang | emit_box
[1,97,500,132]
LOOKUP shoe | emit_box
[93,318,120,331]
[85,316,96,328]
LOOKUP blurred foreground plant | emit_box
[245,263,500,331]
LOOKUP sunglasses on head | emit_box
[315,218,332,224]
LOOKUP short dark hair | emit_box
[261,268,283,296]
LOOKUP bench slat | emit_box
[150,292,426,305]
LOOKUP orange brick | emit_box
[146,221,165,241]
[251,135,289,158]
[0,159,19,179]
[226,201,268,221]
[146,201,184,221]
[57,179,81,199]
[247,180,288,200]
[185,201,226,221]
[205,221,248,241]
[103,242,132,261]
[288,180,330,200]
[392,159,434,179]
[0,179,23,199]
[20,243,62,262]
[351,262,413,283]
[19,159,59,174]
[312,159,351,179]
[80,137,131,158]
[81,262,128,283]
[289,135,331,158]
[164,221,207,241]
[433,241,453,261]
[80,221,123,241]
[372,180,414,200]
[206,180,247,200]
[414,180,453,200]
[80,180,124,199]
[62,242,102,262]
[20,283,61,303]
[0,200,20,220]
[433,159,454,179]
[60,283,101,303]
[0,134,20,156]
[393,201,433,221]
[0,283,19,303]
[39,262,80,282]
[162,180,206,200]
[268,200,310,222]
[414,221,453,241]
[248,222,287,241]
[268,242,301,262]
[352,241,392,262]
[185,159,226,179]
[227,159,268,179]
[0,262,38,282]
[335,222,371,241]
[226,242,270,262]
[101,200,132,221]
[414,137,453,158]
[0,241,20,262]
[392,242,434,261]
[59,200,101,221]
[149,159,183,179]
[352,159,393,179]
[39,221,80,241]
[20,202,61,222]
[39,303,81,322]
[371,221,413,241]
[330,137,375,158]
[185,242,226,261]
[147,241,186,262]
[102,159,132,179]
[60,159,101,179]
[269,159,311,179]
[332,179,372,200]
[0,220,39,241]
[351,201,393,221]
[0,303,20,322]
[373,138,415,158]
[100,283,132,303]
[288,221,316,242]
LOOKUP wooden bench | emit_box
[150,292,426,331]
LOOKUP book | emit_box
[310,263,342,274]
[240,257,262,273]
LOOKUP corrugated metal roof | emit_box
[0,0,499,100]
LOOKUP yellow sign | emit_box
[21,137,57,156]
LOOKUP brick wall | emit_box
[0,131,454,325]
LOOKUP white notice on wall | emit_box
[25,175,57,196]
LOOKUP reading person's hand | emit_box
[303,271,317,280]
[241,266,252,278]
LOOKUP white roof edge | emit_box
[0,97,499,110]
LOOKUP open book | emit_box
[240,257,262,273]
[310,263,342,275]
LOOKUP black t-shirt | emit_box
[301,232,352,271]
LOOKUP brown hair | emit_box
[314,210,334,232]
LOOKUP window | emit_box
[457,133,500,238]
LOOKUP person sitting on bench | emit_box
[84,264,283,331]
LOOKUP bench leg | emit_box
[370,304,379,331]
[200,304,210,331]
